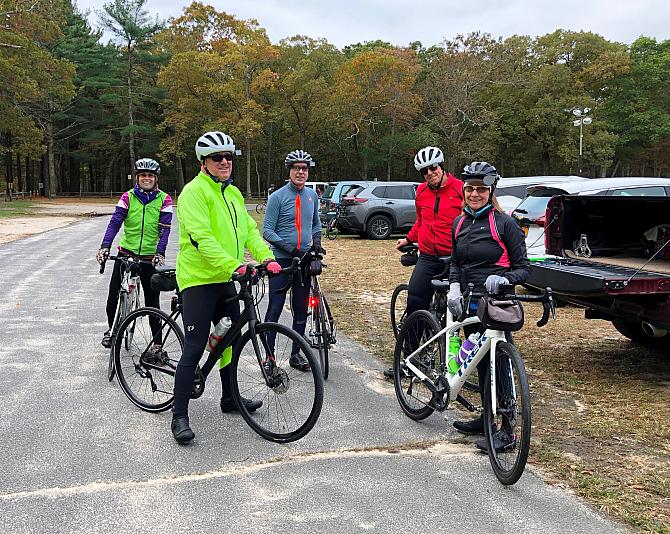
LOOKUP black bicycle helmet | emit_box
[461,161,499,188]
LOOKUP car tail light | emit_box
[342,196,367,203]
[532,215,546,227]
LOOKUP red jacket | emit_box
[406,174,464,256]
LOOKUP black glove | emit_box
[290,247,303,258]
[311,244,326,255]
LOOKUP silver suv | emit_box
[335,181,418,239]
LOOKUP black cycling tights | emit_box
[406,254,448,316]
[106,258,160,334]
[172,282,240,418]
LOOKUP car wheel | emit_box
[366,214,392,240]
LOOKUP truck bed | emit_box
[528,256,670,296]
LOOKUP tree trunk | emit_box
[386,118,395,181]
[16,152,22,192]
[175,156,185,190]
[46,119,57,198]
[127,47,136,179]
[266,122,273,193]
[246,139,252,199]
[541,149,550,176]
[609,159,620,178]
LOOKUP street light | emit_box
[572,107,592,176]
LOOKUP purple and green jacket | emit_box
[101,185,173,257]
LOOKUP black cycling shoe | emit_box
[289,353,311,372]
[220,396,263,413]
[383,367,394,379]
[453,416,485,436]
[171,417,195,444]
[101,330,112,348]
[475,429,516,453]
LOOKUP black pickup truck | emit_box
[525,195,670,346]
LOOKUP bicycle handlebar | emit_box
[232,257,301,286]
[99,254,153,274]
[460,283,556,327]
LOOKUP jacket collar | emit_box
[132,184,160,204]
[464,203,494,219]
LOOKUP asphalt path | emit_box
[0,216,628,533]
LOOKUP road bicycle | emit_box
[387,246,485,389]
[393,283,555,485]
[325,204,345,240]
[100,255,148,381]
[302,250,336,380]
[112,259,324,443]
[255,187,275,214]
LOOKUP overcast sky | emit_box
[75,0,669,48]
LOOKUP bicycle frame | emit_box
[402,310,507,417]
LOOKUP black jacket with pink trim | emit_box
[449,206,530,292]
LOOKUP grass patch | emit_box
[317,235,670,533]
[0,199,35,217]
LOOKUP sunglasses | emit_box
[208,153,233,163]
[291,165,309,172]
[419,164,439,176]
[463,185,491,194]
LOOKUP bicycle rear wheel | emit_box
[325,217,339,240]
[113,307,183,413]
[483,341,531,485]
[390,283,409,340]
[231,322,323,443]
[256,202,265,214]
[108,292,128,382]
[394,310,442,420]
[307,290,329,380]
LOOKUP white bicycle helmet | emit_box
[413,146,444,171]
[284,149,315,168]
[135,158,160,175]
[195,131,236,162]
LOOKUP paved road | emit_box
[0,217,628,533]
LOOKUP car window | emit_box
[513,188,567,221]
[385,186,415,200]
[372,186,386,198]
[322,184,336,200]
[338,184,359,200]
[496,185,529,199]
[347,186,366,197]
[609,186,667,197]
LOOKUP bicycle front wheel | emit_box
[307,294,329,380]
[256,202,265,214]
[114,307,183,413]
[483,341,531,485]
[390,283,409,340]
[124,287,140,350]
[394,310,442,420]
[108,292,128,382]
[231,322,324,443]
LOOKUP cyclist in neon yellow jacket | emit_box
[171,131,281,444]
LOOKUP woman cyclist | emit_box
[447,161,530,452]
[96,158,173,348]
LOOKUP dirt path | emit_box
[0,199,115,245]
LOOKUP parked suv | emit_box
[495,175,585,213]
[335,182,418,240]
[319,180,372,224]
[512,177,670,257]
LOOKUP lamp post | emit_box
[572,107,592,176]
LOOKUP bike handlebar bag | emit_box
[477,296,524,332]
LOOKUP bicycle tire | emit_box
[114,307,183,413]
[483,341,531,485]
[393,310,441,420]
[256,202,265,214]
[319,298,330,380]
[123,286,140,351]
[231,322,323,443]
[390,283,409,340]
[325,218,339,240]
[108,292,128,382]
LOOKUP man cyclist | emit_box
[96,158,172,348]
[170,131,281,444]
[262,149,324,372]
[385,146,463,379]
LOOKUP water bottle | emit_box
[206,317,232,353]
[447,335,461,374]
[457,332,481,366]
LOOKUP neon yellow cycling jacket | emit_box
[176,171,273,291]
